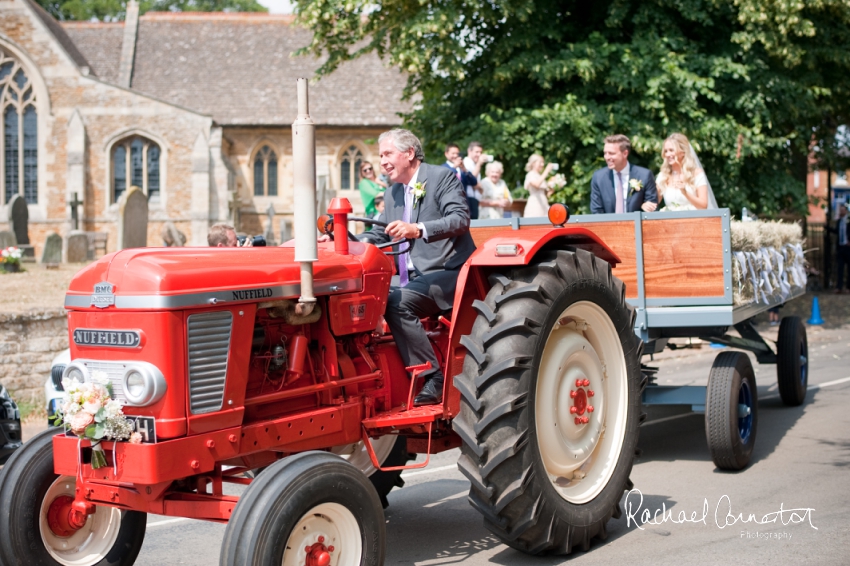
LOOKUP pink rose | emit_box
[129,432,143,445]
[69,412,94,436]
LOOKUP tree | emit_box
[35,0,266,22]
[293,0,850,216]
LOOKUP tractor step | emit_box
[362,404,444,430]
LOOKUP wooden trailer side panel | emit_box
[641,216,725,299]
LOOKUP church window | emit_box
[0,49,38,205]
[112,135,161,202]
[340,145,363,191]
[253,145,278,197]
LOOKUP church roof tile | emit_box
[65,12,409,127]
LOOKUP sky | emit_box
[257,0,294,13]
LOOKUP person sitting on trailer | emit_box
[359,129,476,406]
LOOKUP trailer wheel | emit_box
[776,316,808,406]
[221,451,384,566]
[0,428,146,566]
[331,435,408,508]
[453,249,643,555]
[706,351,758,470]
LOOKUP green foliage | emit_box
[293,0,850,216]
[34,0,266,22]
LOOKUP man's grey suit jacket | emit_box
[360,162,475,275]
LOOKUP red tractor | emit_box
[0,81,643,565]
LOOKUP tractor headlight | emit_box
[61,362,89,386]
[122,364,166,406]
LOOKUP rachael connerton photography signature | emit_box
[624,489,817,531]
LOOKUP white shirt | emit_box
[614,163,630,210]
[462,156,480,200]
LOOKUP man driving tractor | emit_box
[358,129,475,406]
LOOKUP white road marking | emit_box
[643,376,850,426]
[147,518,189,528]
[813,376,850,388]
[423,490,468,508]
[401,464,458,478]
[642,413,696,426]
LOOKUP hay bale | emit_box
[730,219,806,306]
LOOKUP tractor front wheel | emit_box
[0,428,147,566]
[220,451,385,566]
[453,249,643,554]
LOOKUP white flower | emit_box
[411,181,427,208]
[629,179,643,192]
[90,370,110,386]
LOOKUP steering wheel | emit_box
[346,216,415,257]
[375,237,415,257]
[322,217,359,242]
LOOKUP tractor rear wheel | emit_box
[331,435,409,508]
[220,451,385,566]
[0,428,147,566]
[453,249,643,554]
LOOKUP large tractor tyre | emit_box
[705,351,758,471]
[0,428,147,566]
[776,316,808,407]
[331,435,409,508]
[220,451,385,566]
[453,248,644,555]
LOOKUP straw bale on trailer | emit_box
[731,220,806,306]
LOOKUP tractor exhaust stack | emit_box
[292,78,317,316]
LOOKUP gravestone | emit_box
[0,230,16,249]
[66,231,89,263]
[9,195,28,245]
[8,195,34,261]
[161,222,186,247]
[264,204,277,246]
[279,218,293,243]
[41,233,63,264]
[118,186,148,249]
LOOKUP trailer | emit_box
[470,208,808,470]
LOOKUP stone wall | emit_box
[0,310,68,404]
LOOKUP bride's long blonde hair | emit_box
[656,133,699,191]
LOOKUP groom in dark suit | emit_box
[359,129,476,405]
[590,134,658,214]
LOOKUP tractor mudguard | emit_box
[467,226,621,268]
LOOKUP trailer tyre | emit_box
[453,249,643,554]
[0,428,146,566]
[221,451,385,566]
[706,351,758,470]
[776,316,808,406]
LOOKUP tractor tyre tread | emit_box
[452,248,642,555]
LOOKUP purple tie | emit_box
[615,171,624,213]
[399,186,412,287]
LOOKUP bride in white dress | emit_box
[656,133,717,210]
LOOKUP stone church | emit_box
[0,0,409,256]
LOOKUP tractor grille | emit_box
[80,361,128,402]
[187,311,233,414]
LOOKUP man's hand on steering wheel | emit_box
[386,220,421,240]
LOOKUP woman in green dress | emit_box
[358,161,387,217]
